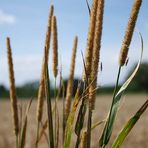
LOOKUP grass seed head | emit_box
[89,0,104,110]
[83,0,98,80]
[52,15,58,78]
[65,36,78,122]
[36,5,54,122]
[119,0,142,66]
[45,5,54,59]
[7,37,19,136]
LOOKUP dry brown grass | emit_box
[0,94,147,148]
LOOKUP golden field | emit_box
[0,94,147,148]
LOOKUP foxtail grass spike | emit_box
[84,0,98,80]
[52,15,58,78]
[119,0,142,66]
[7,37,19,140]
[86,1,105,147]
[65,36,78,123]
[45,5,54,59]
[36,5,54,148]
[36,4,54,123]
[89,0,104,110]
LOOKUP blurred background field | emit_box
[0,94,147,148]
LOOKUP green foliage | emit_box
[126,63,148,92]
[99,34,143,147]
[16,81,39,98]
[0,85,9,98]
[112,99,148,148]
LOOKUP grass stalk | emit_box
[86,109,92,148]
[79,130,87,148]
[36,122,40,148]
[45,65,54,148]
[54,78,57,146]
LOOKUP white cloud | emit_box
[0,9,16,25]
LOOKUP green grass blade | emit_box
[112,99,148,148]
[99,33,143,147]
[45,65,54,148]
[64,83,81,148]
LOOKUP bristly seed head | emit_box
[83,0,98,80]
[89,0,104,110]
[119,0,142,66]
[37,5,54,122]
[65,36,78,122]
[7,37,19,136]
[52,15,58,78]
[45,5,54,59]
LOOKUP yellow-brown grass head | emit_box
[84,0,98,80]
[7,37,19,136]
[45,5,54,59]
[89,0,104,110]
[65,36,78,122]
[119,0,142,66]
[36,5,54,122]
[52,15,58,78]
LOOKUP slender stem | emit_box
[45,65,54,148]
[87,109,92,148]
[35,121,40,148]
[16,134,19,148]
[62,79,65,146]
[54,78,57,145]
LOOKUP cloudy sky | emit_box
[0,0,148,87]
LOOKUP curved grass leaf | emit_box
[112,99,148,148]
[64,83,81,148]
[99,34,143,147]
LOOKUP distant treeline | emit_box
[1,63,148,98]
[0,79,81,99]
[0,79,147,99]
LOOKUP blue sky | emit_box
[0,0,148,87]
